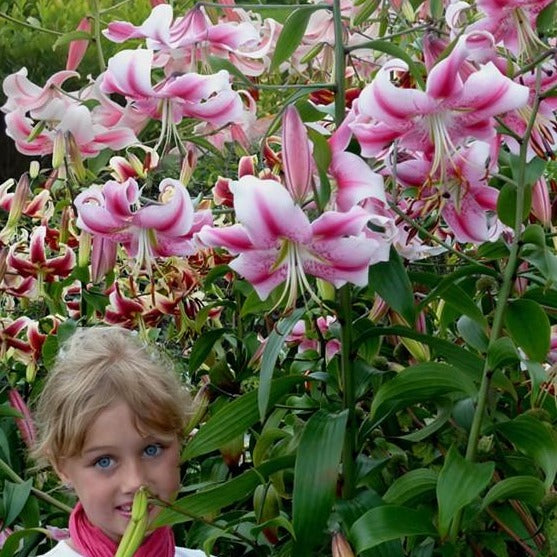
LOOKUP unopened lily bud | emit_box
[0,247,7,282]
[180,147,197,186]
[66,17,91,71]
[78,231,92,269]
[368,295,389,322]
[115,486,149,557]
[401,0,415,21]
[316,278,335,301]
[253,483,281,544]
[29,160,40,180]
[52,131,66,169]
[220,434,244,469]
[184,381,210,436]
[391,312,430,362]
[531,177,552,227]
[0,174,29,244]
[332,532,355,557]
[26,361,37,383]
[59,206,73,245]
[66,132,86,182]
[8,388,37,448]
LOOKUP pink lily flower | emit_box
[393,141,501,243]
[1,68,78,114]
[0,317,32,362]
[468,0,553,57]
[100,49,242,151]
[7,226,75,282]
[198,176,389,306]
[104,4,277,77]
[350,31,529,177]
[75,178,212,271]
[286,316,341,361]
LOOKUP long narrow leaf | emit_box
[259,308,305,419]
[350,505,436,551]
[183,376,304,460]
[292,410,348,555]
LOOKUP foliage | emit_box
[0,0,556,555]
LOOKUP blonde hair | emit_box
[33,326,192,469]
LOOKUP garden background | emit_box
[0,0,556,555]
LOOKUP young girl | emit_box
[32,326,206,557]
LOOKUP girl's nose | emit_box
[120,459,146,494]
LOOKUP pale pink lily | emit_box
[75,178,212,271]
[198,176,389,306]
[351,31,529,178]
[4,101,138,160]
[101,49,242,149]
[393,141,501,243]
[500,61,557,161]
[531,177,552,227]
[1,67,78,114]
[8,226,76,282]
[103,4,278,77]
[467,0,553,57]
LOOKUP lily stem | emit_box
[90,0,106,72]
[449,67,543,542]
[0,457,73,514]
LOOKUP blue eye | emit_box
[144,444,162,457]
[95,456,114,469]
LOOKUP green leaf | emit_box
[497,182,531,228]
[3,479,33,527]
[510,155,546,187]
[182,376,304,460]
[504,299,550,361]
[397,401,452,442]
[350,40,425,88]
[457,316,489,353]
[259,308,305,419]
[52,30,91,50]
[537,0,556,34]
[292,410,348,555]
[436,447,494,537]
[521,243,557,282]
[307,127,332,209]
[350,506,436,551]
[153,456,294,527]
[498,414,557,489]
[436,283,486,326]
[369,362,477,420]
[0,528,48,557]
[188,328,231,373]
[522,224,546,248]
[270,7,315,71]
[487,337,520,370]
[383,469,438,506]
[481,476,546,509]
[207,55,252,87]
[369,248,415,325]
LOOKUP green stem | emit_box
[331,0,356,499]
[339,285,356,499]
[90,0,106,72]
[0,458,73,514]
[0,12,62,35]
[332,0,346,124]
[449,68,543,542]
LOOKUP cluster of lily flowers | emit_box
[0,0,556,373]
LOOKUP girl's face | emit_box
[57,400,181,541]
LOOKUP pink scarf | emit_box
[69,502,175,557]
